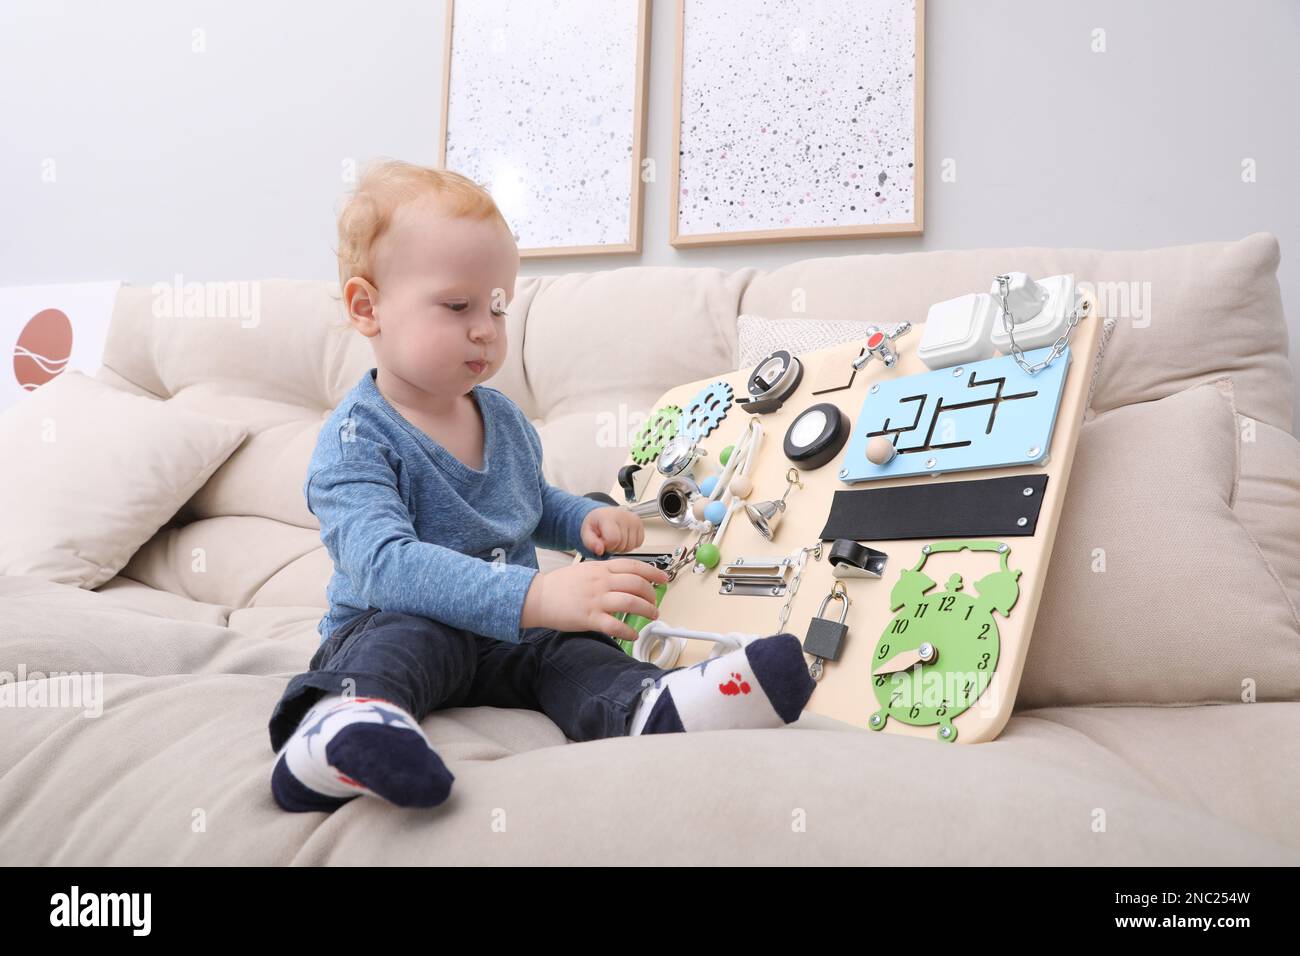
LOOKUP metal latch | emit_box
[718,555,797,597]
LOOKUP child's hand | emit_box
[580,506,645,557]
[520,558,669,642]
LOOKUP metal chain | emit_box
[776,541,823,632]
[994,274,1090,376]
[665,532,705,582]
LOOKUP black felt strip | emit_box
[819,474,1050,541]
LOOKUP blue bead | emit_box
[704,501,728,525]
[699,475,718,497]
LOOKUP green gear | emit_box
[631,405,682,465]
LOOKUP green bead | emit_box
[720,445,734,466]
[696,543,721,568]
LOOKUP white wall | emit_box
[3,0,1297,421]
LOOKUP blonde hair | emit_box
[334,158,512,294]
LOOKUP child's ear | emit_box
[344,277,380,336]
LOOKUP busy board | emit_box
[597,285,1102,744]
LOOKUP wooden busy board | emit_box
[602,299,1101,744]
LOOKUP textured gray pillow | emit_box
[735,314,873,371]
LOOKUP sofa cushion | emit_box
[0,370,247,590]
[1234,416,1300,607]
[118,515,324,609]
[100,279,371,411]
[1021,378,1300,707]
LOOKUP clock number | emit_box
[890,618,909,634]
[877,642,891,660]
[939,596,956,612]
[889,689,902,708]
[937,700,949,717]
[964,606,974,621]
[908,703,921,719]
[913,602,929,618]
[963,680,973,698]
[874,674,886,687]
[977,623,990,640]
[977,652,991,670]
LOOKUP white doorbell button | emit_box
[917,293,999,370]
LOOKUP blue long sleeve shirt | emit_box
[304,368,607,645]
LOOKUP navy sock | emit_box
[271,695,454,813]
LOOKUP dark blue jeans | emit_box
[268,608,672,754]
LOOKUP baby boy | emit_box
[267,160,815,813]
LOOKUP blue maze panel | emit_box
[839,346,1071,483]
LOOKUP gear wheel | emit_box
[631,405,683,465]
[680,380,734,440]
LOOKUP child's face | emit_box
[351,195,519,403]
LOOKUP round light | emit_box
[783,402,850,470]
[789,408,827,448]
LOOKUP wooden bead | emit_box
[728,474,754,499]
[866,436,898,465]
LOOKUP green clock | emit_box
[868,541,1021,743]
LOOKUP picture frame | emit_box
[439,0,653,258]
[670,0,925,247]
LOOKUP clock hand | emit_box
[872,642,937,676]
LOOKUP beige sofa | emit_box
[0,233,1296,864]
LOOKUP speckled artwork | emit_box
[443,0,645,252]
[675,0,920,240]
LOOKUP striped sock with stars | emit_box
[270,693,454,812]
[628,633,816,735]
